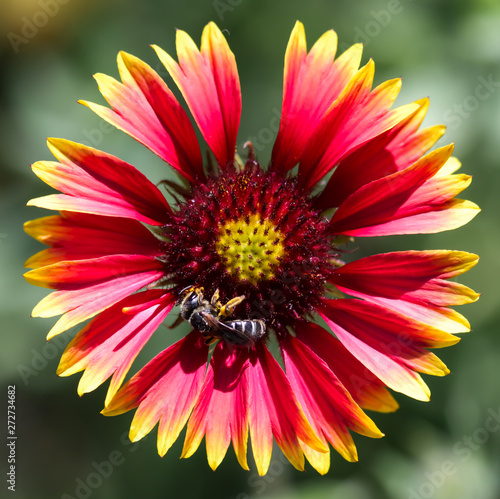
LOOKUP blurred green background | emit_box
[1,0,499,498]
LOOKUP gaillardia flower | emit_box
[25,22,479,475]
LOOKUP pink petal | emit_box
[331,251,479,334]
[24,212,162,268]
[103,331,209,457]
[82,52,203,181]
[271,22,362,173]
[247,342,326,475]
[329,145,480,236]
[316,98,446,209]
[333,250,479,306]
[28,139,171,226]
[298,62,417,188]
[182,343,249,470]
[57,290,175,405]
[24,254,163,290]
[295,322,399,413]
[154,22,241,166]
[281,333,382,472]
[27,260,164,339]
[319,299,458,401]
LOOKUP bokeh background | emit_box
[1,0,499,498]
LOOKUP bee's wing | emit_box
[220,328,251,346]
[199,311,223,330]
[226,320,266,344]
[200,312,252,346]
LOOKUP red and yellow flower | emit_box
[24,21,479,475]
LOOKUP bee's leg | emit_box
[167,315,184,329]
[211,289,221,309]
[203,334,218,346]
[219,295,246,318]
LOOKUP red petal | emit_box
[24,255,163,290]
[329,145,479,236]
[154,22,241,166]
[81,51,203,181]
[201,23,241,163]
[331,251,479,333]
[298,62,416,188]
[27,263,164,339]
[182,343,249,470]
[281,333,382,470]
[295,322,398,414]
[103,331,209,457]
[29,139,171,226]
[57,290,174,405]
[333,250,479,306]
[271,22,362,173]
[24,212,162,268]
[316,98,446,209]
[247,342,326,475]
[319,299,458,401]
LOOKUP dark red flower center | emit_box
[161,158,340,332]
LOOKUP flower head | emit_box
[25,21,479,475]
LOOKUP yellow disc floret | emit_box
[216,214,285,284]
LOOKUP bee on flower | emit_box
[24,21,479,475]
